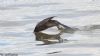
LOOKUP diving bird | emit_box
[34,16,77,33]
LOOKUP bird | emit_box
[34,16,77,33]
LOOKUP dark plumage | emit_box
[34,16,58,32]
[34,16,77,33]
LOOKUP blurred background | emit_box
[0,0,100,56]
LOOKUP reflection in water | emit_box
[0,0,100,56]
[34,32,64,45]
[34,24,100,45]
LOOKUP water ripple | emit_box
[0,3,61,10]
[31,10,100,19]
[0,20,33,27]
[0,32,32,37]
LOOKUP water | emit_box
[0,0,100,56]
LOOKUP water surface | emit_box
[0,0,100,56]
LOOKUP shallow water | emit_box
[0,0,100,56]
